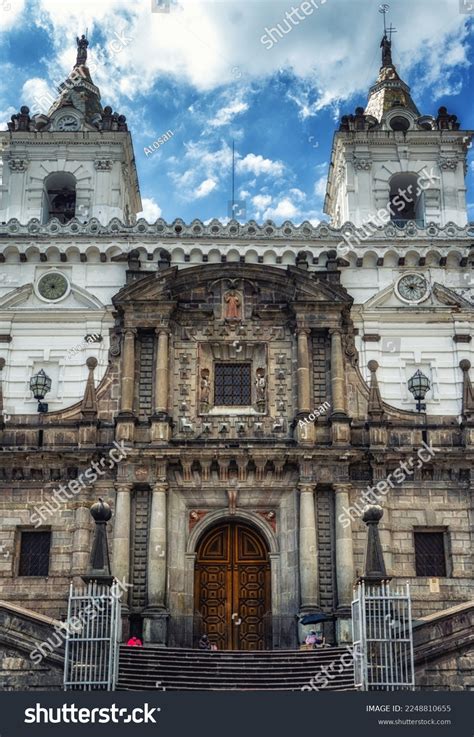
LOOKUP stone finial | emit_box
[367,360,384,418]
[82,498,114,586]
[81,356,98,420]
[460,360,474,421]
[360,504,390,584]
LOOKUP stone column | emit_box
[298,483,319,611]
[296,329,314,443]
[120,328,136,415]
[147,482,167,606]
[143,482,169,643]
[333,483,354,608]
[111,483,132,593]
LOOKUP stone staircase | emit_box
[117,645,355,691]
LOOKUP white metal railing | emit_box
[352,581,415,691]
[63,581,121,691]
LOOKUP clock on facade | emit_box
[395,273,430,304]
[55,114,80,132]
[36,272,70,302]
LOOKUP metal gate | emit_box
[352,581,415,691]
[63,581,122,691]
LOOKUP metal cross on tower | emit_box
[379,4,397,41]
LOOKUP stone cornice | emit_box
[0,217,472,243]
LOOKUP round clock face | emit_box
[396,273,429,304]
[56,115,80,131]
[37,272,70,302]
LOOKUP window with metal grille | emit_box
[414,531,446,577]
[214,363,251,406]
[19,531,51,576]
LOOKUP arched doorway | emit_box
[194,521,271,650]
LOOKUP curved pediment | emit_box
[112,263,352,308]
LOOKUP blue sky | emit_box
[1,0,473,224]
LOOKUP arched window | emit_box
[42,172,77,224]
[388,173,424,227]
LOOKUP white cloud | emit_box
[138,197,162,221]
[21,78,56,114]
[13,0,467,113]
[210,98,249,127]
[314,175,327,199]
[0,104,16,131]
[0,0,26,31]
[252,194,272,209]
[263,197,300,222]
[237,153,284,178]
[194,178,217,198]
[289,187,306,202]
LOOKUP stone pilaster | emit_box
[296,329,315,443]
[143,482,169,643]
[298,483,319,611]
[329,328,350,445]
[120,328,136,414]
[151,328,171,443]
[116,328,137,442]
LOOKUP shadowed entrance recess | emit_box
[194,522,271,650]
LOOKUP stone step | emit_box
[118,646,355,692]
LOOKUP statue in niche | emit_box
[255,367,266,407]
[224,290,241,320]
[200,368,210,406]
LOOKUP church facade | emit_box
[0,31,473,667]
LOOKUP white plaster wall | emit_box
[0,250,471,417]
[0,137,133,225]
[332,137,469,229]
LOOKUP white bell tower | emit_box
[0,35,142,226]
[324,24,473,230]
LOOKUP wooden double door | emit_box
[194,522,271,650]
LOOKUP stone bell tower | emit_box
[324,29,473,229]
[0,35,142,225]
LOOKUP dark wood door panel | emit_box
[195,523,270,650]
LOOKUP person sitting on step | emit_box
[126,635,143,647]
[305,630,326,649]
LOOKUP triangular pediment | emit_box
[363,282,471,311]
[0,283,104,310]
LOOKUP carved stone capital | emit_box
[438,156,459,171]
[352,155,372,171]
[114,482,133,494]
[297,482,315,494]
[8,158,29,172]
[333,483,352,494]
[152,482,168,494]
[94,159,113,171]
